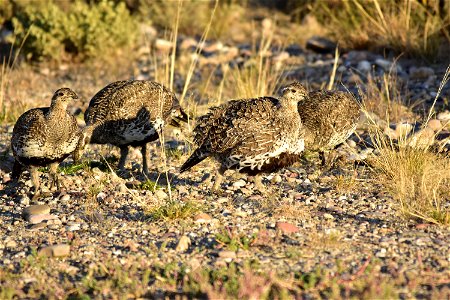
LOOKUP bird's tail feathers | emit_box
[180,148,209,173]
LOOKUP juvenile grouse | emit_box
[180,83,307,191]
[77,80,188,176]
[11,88,80,199]
[293,81,360,165]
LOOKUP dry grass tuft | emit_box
[371,143,450,225]
[313,0,449,58]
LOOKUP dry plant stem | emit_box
[327,47,339,91]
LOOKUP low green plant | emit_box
[12,0,138,61]
[138,179,163,191]
[147,200,200,221]
[215,227,256,252]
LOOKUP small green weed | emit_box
[147,200,200,221]
[215,227,256,252]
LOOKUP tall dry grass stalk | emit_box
[222,21,285,101]
[367,66,450,225]
[0,32,29,122]
[150,0,218,200]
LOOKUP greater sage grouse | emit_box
[294,82,360,165]
[11,88,80,199]
[77,80,188,176]
[180,83,307,191]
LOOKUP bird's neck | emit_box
[47,101,68,121]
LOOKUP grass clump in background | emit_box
[146,200,200,221]
[11,0,138,61]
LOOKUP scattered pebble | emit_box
[38,244,70,257]
[275,222,299,234]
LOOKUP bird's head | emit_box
[280,81,308,102]
[51,88,79,107]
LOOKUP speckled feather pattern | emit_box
[298,90,360,151]
[84,80,180,146]
[11,98,79,166]
[181,93,305,174]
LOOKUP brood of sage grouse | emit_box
[11,88,80,200]
[77,80,188,176]
[294,81,360,166]
[180,83,307,191]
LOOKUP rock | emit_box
[141,24,157,40]
[409,67,434,80]
[19,195,30,206]
[346,139,357,148]
[38,244,70,257]
[275,222,299,234]
[6,240,17,248]
[437,111,450,122]
[232,179,246,188]
[323,213,334,220]
[194,213,212,223]
[22,205,50,218]
[180,37,197,51]
[66,223,81,231]
[59,194,71,202]
[357,60,371,73]
[427,119,442,131]
[154,39,173,52]
[375,58,397,72]
[272,174,282,183]
[218,250,236,259]
[175,236,191,252]
[155,190,168,200]
[29,222,47,231]
[306,36,337,53]
[28,214,58,224]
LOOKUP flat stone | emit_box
[38,244,70,257]
[427,119,442,131]
[409,66,434,79]
[28,214,58,224]
[23,205,50,219]
[29,222,47,231]
[218,250,236,259]
[437,111,450,121]
[323,213,335,220]
[306,36,337,53]
[275,222,299,234]
[6,240,17,248]
[357,60,371,73]
[194,213,212,223]
[232,179,246,188]
[59,194,71,202]
[175,236,191,252]
[66,223,81,231]
[155,190,168,200]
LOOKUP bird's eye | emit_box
[58,92,64,97]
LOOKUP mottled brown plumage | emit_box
[181,83,307,190]
[77,80,187,176]
[11,88,80,199]
[293,82,360,165]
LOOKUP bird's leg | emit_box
[319,151,326,167]
[48,162,62,191]
[118,146,129,174]
[141,143,150,178]
[30,166,41,201]
[253,174,265,191]
[11,159,24,184]
[212,166,226,192]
